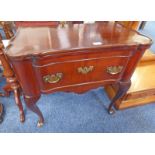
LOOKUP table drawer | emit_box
[34,56,129,92]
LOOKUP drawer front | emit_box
[33,56,129,92]
[34,49,133,66]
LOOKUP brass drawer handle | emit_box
[107,66,123,75]
[43,73,63,83]
[77,66,94,74]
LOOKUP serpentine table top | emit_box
[5,22,152,127]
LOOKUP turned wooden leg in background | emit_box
[108,81,131,114]
[2,83,11,97]
[24,95,44,127]
[0,45,25,123]
[0,103,4,123]
[0,85,25,123]
[2,77,25,123]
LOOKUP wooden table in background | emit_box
[105,49,155,109]
[105,21,155,110]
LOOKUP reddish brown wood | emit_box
[0,34,3,46]
[117,21,140,30]
[14,21,83,28]
[0,44,25,122]
[14,21,59,27]
[33,55,129,93]
[108,80,131,114]
[5,22,152,126]
[0,22,14,39]
[13,88,25,122]
[71,21,83,24]
[105,50,155,109]
[24,95,43,127]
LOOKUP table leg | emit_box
[24,95,44,127]
[14,89,25,122]
[139,21,147,30]
[0,46,25,123]
[1,82,25,123]
[108,81,131,114]
[0,103,4,123]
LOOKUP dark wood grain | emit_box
[6,22,151,58]
[5,21,152,126]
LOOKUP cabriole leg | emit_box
[14,89,25,122]
[24,95,44,127]
[108,81,131,114]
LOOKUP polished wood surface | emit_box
[15,21,59,27]
[117,21,140,30]
[130,60,155,93]
[14,21,83,28]
[140,49,155,62]
[5,22,152,126]
[34,51,129,93]
[6,22,151,57]
[0,44,25,122]
[105,50,155,109]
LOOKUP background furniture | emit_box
[14,21,83,28]
[0,101,4,123]
[0,22,14,123]
[0,22,24,122]
[117,21,140,30]
[139,21,147,30]
[0,44,4,123]
[0,21,14,39]
[105,49,155,109]
[15,21,59,27]
[5,22,151,127]
[105,21,155,109]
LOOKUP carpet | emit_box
[0,76,155,132]
[0,22,155,132]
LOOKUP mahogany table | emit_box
[5,22,152,127]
